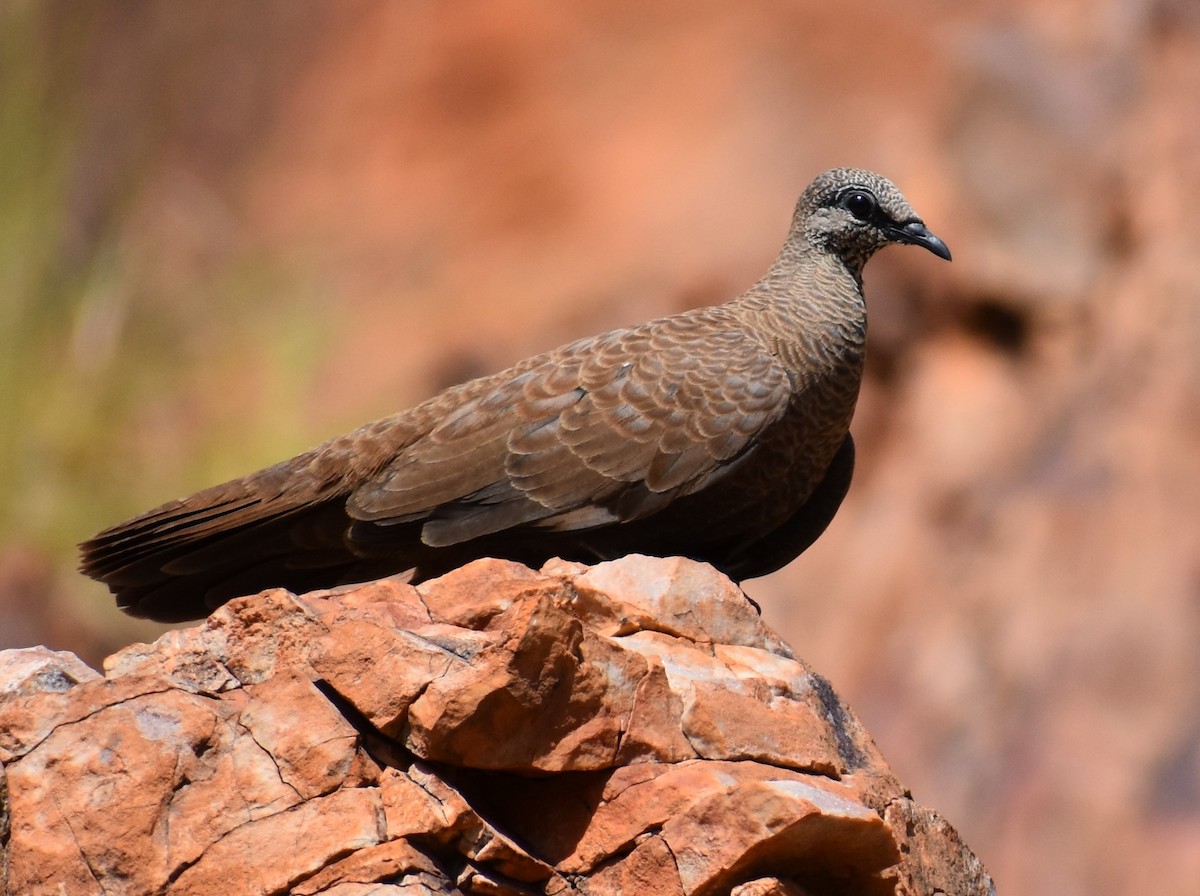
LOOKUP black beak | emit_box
[894,220,952,261]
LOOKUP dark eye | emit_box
[843,190,877,221]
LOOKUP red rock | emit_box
[0,556,993,894]
[171,787,386,896]
[418,558,565,629]
[0,645,100,695]
[235,671,374,797]
[310,614,463,737]
[555,555,789,653]
[291,839,446,895]
[732,879,810,896]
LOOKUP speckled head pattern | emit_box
[795,167,950,276]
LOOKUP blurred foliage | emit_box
[0,4,332,612]
[0,3,87,542]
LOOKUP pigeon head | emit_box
[797,168,951,276]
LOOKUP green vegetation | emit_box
[0,6,331,620]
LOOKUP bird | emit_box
[80,168,950,622]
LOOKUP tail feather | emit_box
[80,496,267,578]
[78,471,378,620]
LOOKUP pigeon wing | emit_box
[347,312,794,547]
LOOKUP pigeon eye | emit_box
[843,190,877,222]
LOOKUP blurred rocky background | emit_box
[1,2,1197,894]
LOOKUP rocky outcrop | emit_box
[0,556,993,895]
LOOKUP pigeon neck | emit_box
[744,247,866,316]
[733,249,868,373]
[779,234,868,285]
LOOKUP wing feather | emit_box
[343,310,794,548]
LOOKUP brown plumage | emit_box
[80,168,950,622]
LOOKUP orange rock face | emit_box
[0,557,992,895]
